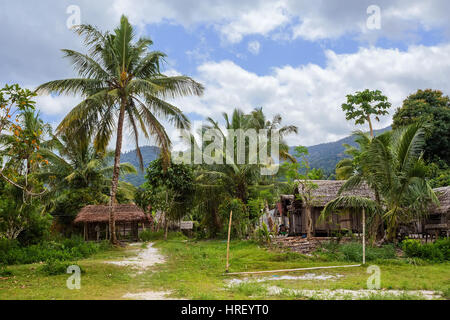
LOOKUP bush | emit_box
[254,223,271,245]
[218,198,249,239]
[402,238,449,262]
[0,236,112,266]
[139,230,187,242]
[0,266,13,277]
[316,241,396,262]
[40,259,83,276]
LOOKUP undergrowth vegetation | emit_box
[401,238,450,262]
[315,241,397,262]
[0,236,112,266]
[139,230,187,242]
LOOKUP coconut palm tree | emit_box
[39,133,137,197]
[322,123,439,242]
[36,15,204,243]
[196,108,298,202]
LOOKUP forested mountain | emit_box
[121,146,160,187]
[122,127,391,186]
[291,127,392,176]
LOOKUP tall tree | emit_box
[342,89,391,138]
[37,16,204,244]
[392,89,450,164]
[0,85,45,196]
[143,158,194,240]
[323,124,439,243]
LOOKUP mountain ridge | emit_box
[121,127,392,186]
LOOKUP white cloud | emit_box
[173,44,450,147]
[35,95,81,116]
[248,41,261,55]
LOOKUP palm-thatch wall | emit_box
[74,204,148,241]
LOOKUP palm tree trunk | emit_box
[109,102,126,245]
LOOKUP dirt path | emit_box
[106,243,180,300]
[106,243,165,271]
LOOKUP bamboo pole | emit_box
[226,210,233,273]
[226,264,361,276]
[362,208,366,265]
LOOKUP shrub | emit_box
[0,236,112,266]
[218,198,249,239]
[402,238,449,262]
[40,259,84,276]
[0,266,13,277]
[316,241,396,262]
[139,230,187,242]
[254,223,271,245]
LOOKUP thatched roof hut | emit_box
[430,186,450,215]
[74,204,147,225]
[74,204,149,241]
[295,180,376,207]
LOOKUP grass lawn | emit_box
[0,239,449,300]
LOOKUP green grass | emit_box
[0,239,448,300]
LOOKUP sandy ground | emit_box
[267,286,442,300]
[227,273,344,287]
[123,291,182,300]
[105,243,179,300]
[106,243,165,271]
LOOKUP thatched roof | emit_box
[430,186,450,215]
[74,204,147,224]
[295,180,376,207]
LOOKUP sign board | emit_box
[180,221,194,230]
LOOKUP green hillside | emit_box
[291,126,391,176]
[122,127,391,186]
[121,146,160,187]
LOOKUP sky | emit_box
[1,0,450,151]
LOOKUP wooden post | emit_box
[84,223,87,241]
[226,210,233,273]
[362,208,366,265]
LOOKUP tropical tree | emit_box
[342,89,391,138]
[393,89,450,163]
[333,133,385,241]
[186,108,297,236]
[38,133,137,215]
[323,124,439,243]
[143,158,194,240]
[0,85,46,197]
[36,15,204,243]
[280,146,319,239]
[335,158,354,180]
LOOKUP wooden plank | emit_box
[225,264,361,276]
